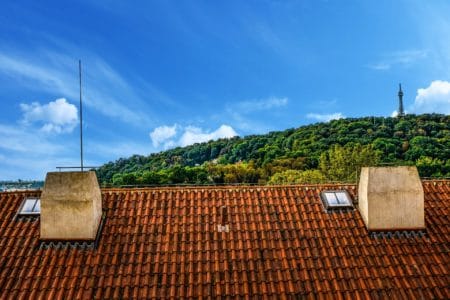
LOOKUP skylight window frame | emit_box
[17,197,41,216]
[320,190,353,210]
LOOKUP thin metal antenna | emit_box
[79,60,84,172]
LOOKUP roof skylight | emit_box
[18,197,41,215]
[320,190,353,210]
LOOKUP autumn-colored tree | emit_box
[269,169,326,184]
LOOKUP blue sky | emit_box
[1,0,450,180]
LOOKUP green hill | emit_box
[96,114,450,186]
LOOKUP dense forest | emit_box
[96,114,450,186]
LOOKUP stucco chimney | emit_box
[358,166,425,231]
[40,171,102,240]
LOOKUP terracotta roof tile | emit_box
[0,182,449,298]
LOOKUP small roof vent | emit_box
[217,205,230,232]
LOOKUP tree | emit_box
[122,173,137,185]
[372,138,401,161]
[168,165,188,184]
[416,156,443,178]
[112,173,124,186]
[142,171,163,184]
[95,114,450,184]
[405,136,447,161]
[319,144,381,182]
[269,169,326,184]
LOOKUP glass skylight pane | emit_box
[335,192,350,204]
[32,199,41,212]
[18,197,40,215]
[21,199,36,213]
[321,190,353,210]
[324,192,338,204]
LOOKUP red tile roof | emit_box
[1,181,449,298]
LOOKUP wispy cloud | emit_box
[306,112,345,122]
[0,38,184,179]
[368,63,391,71]
[222,96,289,133]
[0,122,80,179]
[367,50,428,71]
[0,115,153,179]
[0,124,65,154]
[235,97,288,112]
[0,49,170,127]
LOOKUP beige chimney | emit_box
[358,166,425,231]
[40,171,102,240]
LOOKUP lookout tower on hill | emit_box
[398,83,405,117]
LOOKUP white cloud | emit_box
[179,125,237,147]
[149,124,178,147]
[410,80,450,114]
[20,98,78,133]
[149,124,238,149]
[306,112,345,122]
[368,50,428,71]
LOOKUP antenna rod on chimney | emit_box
[79,60,84,172]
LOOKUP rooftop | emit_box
[0,181,449,298]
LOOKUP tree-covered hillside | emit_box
[96,114,450,186]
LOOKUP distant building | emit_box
[398,83,405,117]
